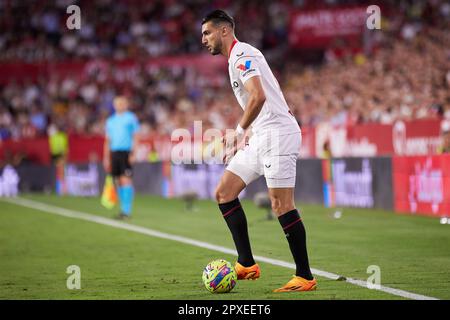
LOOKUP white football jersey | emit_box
[228,41,300,135]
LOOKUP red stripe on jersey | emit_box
[228,39,238,59]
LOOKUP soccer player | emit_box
[103,96,140,220]
[201,10,317,292]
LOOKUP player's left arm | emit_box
[129,115,140,164]
[129,133,139,164]
[238,76,266,131]
[103,120,111,173]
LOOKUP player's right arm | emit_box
[103,121,111,173]
[223,51,264,161]
[103,136,111,173]
[238,75,266,130]
[232,48,265,137]
[128,113,140,164]
[222,77,264,163]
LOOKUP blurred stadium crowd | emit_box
[0,0,449,141]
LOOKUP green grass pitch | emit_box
[0,194,449,300]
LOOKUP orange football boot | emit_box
[273,276,317,292]
[234,262,261,280]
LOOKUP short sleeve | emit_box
[105,119,111,137]
[131,114,140,134]
[235,56,261,84]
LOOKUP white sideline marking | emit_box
[1,197,439,300]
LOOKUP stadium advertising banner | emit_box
[393,155,450,217]
[0,165,19,197]
[294,159,324,204]
[169,164,227,199]
[163,160,323,204]
[55,163,100,196]
[323,157,393,210]
[289,7,367,48]
[0,137,51,165]
[315,119,442,158]
[15,164,54,192]
[0,119,442,165]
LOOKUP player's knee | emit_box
[215,185,234,204]
[270,197,282,215]
[270,195,291,216]
[215,187,226,203]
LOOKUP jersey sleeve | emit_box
[105,119,111,138]
[234,56,261,84]
[131,114,140,134]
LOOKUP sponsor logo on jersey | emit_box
[237,60,252,71]
[236,51,244,57]
[242,68,256,77]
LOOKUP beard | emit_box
[209,41,222,55]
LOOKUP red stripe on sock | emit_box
[222,205,241,218]
[283,218,302,231]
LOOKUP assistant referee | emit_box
[103,96,140,219]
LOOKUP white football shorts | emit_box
[226,131,301,188]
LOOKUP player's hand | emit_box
[223,144,238,164]
[128,152,136,164]
[221,129,249,164]
[222,128,247,149]
[238,134,250,150]
[103,157,111,173]
[222,130,239,148]
[222,130,239,163]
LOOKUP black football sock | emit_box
[278,209,313,280]
[218,198,255,267]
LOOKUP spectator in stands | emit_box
[0,0,449,149]
[48,123,68,163]
[322,140,332,159]
[437,120,450,154]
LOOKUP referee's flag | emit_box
[101,175,118,209]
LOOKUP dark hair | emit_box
[201,10,234,29]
